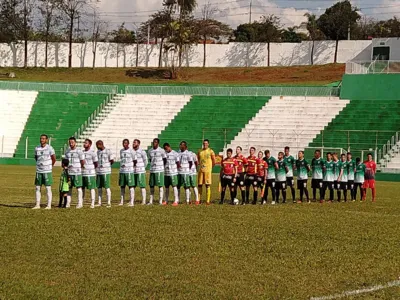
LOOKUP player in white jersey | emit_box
[177,141,194,205]
[148,138,167,205]
[189,150,199,203]
[82,139,98,208]
[163,143,180,205]
[64,137,85,208]
[96,140,115,207]
[33,134,56,209]
[132,139,148,205]
[119,139,137,207]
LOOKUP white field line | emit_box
[310,280,400,300]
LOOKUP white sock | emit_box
[150,187,154,204]
[46,186,52,207]
[77,188,83,207]
[106,188,111,205]
[185,188,190,203]
[165,187,169,203]
[90,189,96,206]
[141,188,146,204]
[173,186,179,202]
[129,187,135,205]
[82,188,86,200]
[177,188,181,200]
[120,187,125,204]
[67,189,72,207]
[193,187,199,202]
[159,187,164,204]
[98,188,102,205]
[35,186,41,207]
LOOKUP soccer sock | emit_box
[141,188,146,204]
[241,190,246,203]
[77,188,83,207]
[173,186,179,202]
[337,190,341,202]
[282,190,287,203]
[193,187,199,202]
[98,188,102,205]
[120,187,125,204]
[46,186,52,207]
[106,188,111,205]
[271,187,276,201]
[312,188,316,200]
[304,188,309,201]
[67,189,72,208]
[90,189,96,206]
[291,187,295,201]
[343,189,347,201]
[59,194,63,207]
[63,195,68,207]
[185,188,190,203]
[299,187,304,202]
[129,187,135,205]
[82,188,86,200]
[220,190,225,203]
[206,186,211,203]
[329,189,334,201]
[246,190,250,202]
[230,190,235,203]
[149,187,154,204]
[321,188,326,200]
[253,190,258,204]
[165,187,170,203]
[159,187,164,204]
[275,189,280,202]
[35,186,41,207]
[198,186,202,201]
[372,188,376,201]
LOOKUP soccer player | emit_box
[96,140,114,207]
[275,151,288,204]
[65,137,85,208]
[82,139,98,208]
[322,152,335,203]
[234,146,248,204]
[354,157,366,201]
[332,153,341,200]
[163,143,180,205]
[220,148,238,205]
[197,139,216,205]
[284,146,296,203]
[363,153,377,202]
[177,141,193,206]
[149,138,167,205]
[58,158,70,208]
[263,150,278,204]
[119,139,137,207]
[337,154,349,202]
[346,152,356,201]
[311,150,324,202]
[295,151,310,203]
[33,134,56,209]
[133,139,148,205]
[245,147,259,205]
[256,151,268,205]
[189,150,200,204]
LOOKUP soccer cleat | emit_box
[90,204,95,209]
[307,200,311,204]
[206,202,211,206]
[328,200,332,203]
[271,201,276,205]
[147,202,153,206]
[106,204,111,208]
[195,201,200,206]
[32,205,40,210]
[128,203,134,207]
[293,200,297,204]
[219,200,224,205]
[172,202,179,207]
[319,200,324,203]
[297,200,302,204]
[262,201,267,205]
[162,201,168,206]
[372,199,376,202]
[45,206,51,210]
[76,205,83,209]
[119,202,124,206]
[96,203,102,207]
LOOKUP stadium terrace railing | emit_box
[125,86,340,97]
[0,81,118,94]
[345,60,400,74]
[378,132,400,167]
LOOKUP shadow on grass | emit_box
[125,68,169,79]
[0,203,33,208]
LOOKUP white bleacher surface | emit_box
[0,90,38,157]
[79,94,190,159]
[225,96,350,156]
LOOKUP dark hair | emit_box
[153,138,160,143]
[332,152,338,156]
[236,146,242,151]
[284,146,290,151]
[203,139,210,143]
[367,153,373,157]
[264,150,270,155]
[134,139,141,144]
[163,142,170,148]
[84,138,92,145]
[40,134,48,139]
[341,153,346,157]
[298,151,304,155]
[250,147,256,151]
[96,140,103,145]
[347,152,352,156]
[327,152,332,156]
[278,151,284,156]
[180,141,187,147]
[62,158,69,167]
[69,137,76,142]
[123,139,129,144]
[356,157,361,163]
[227,148,233,154]
[315,149,321,154]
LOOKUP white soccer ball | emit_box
[233,198,239,205]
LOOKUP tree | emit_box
[371,17,400,38]
[304,13,325,65]
[317,0,360,63]
[111,23,136,68]
[91,11,107,69]
[163,0,197,15]
[281,27,307,43]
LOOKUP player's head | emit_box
[347,152,352,160]
[258,151,263,159]
[122,139,129,149]
[341,153,346,161]
[250,147,255,156]
[284,146,290,156]
[367,153,373,161]
[236,146,242,155]
[278,151,284,160]
[61,158,69,169]
[69,137,76,149]
[179,141,188,151]
[332,152,338,161]
[298,150,304,159]
[314,150,321,159]
[84,139,92,150]
[227,148,233,158]
[40,134,48,146]
[203,139,210,150]
[356,157,361,164]
[96,140,104,150]
[163,142,171,152]
[133,139,140,150]
[326,152,332,161]
[264,150,270,158]
[152,138,160,149]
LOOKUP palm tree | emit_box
[163,0,197,16]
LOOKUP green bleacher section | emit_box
[14,92,106,159]
[156,96,270,154]
[306,100,400,158]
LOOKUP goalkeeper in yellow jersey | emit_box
[197,139,216,205]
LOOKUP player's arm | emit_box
[338,167,344,182]
[79,151,85,168]
[211,150,216,168]
[132,150,137,166]
[306,161,311,172]
[109,152,115,165]
[162,151,167,166]
[284,162,289,173]
[274,161,279,170]
[233,163,238,183]
[176,155,181,169]
[263,162,268,182]
[143,151,148,167]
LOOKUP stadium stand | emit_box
[0,90,38,157]
[156,96,270,154]
[226,96,349,155]
[14,92,107,159]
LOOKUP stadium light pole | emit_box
[249,0,252,23]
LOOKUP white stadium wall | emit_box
[0,40,372,68]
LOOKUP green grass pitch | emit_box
[0,165,399,299]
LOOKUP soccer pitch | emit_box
[1,165,399,299]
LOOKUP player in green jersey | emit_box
[295,151,310,203]
[263,150,278,204]
[322,152,335,202]
[284,146,296,203]
[354,157,366,201]
[337,154,349,202]
[311,150,324,201]
[275,152,289,204]
[346,152,356,201]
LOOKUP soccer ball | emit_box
[233,198,239,205]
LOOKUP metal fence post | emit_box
[25,136,28,159]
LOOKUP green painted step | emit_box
[156,96,270,154]
[14,92,107,159]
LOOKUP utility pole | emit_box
[249,0,252,23]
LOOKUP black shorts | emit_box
[266,179,275,188]
[311,179,323,189]
[340,182,348,190]
[322,181,334,190]
[286,177,294,187]
[221,174,235,188]
[297,179,308,189]
[347,180,354,189]
[245,175,258,187]
[256,176,265,187]
[275,181,287,190]
[334,181,340,190]
[236,173,245,187]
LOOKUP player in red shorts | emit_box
[234,146,248,204]
[256,151,268,205]
[245,147,260,205]
[363,153,377,202]
[219,148,238,205]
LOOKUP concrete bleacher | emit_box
[0,90,38,157]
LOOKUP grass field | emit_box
[1,165,399,299]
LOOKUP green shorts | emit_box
[97,174,111,189]
[68,174,83,188]
[83,176,96,190]
[35,172,53,186]
[149,172,164,187]
[178,174,191,188]
[133,173,146,188]
[190,174,197,187]
[165,175,178,187]
[119,173,135,187]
